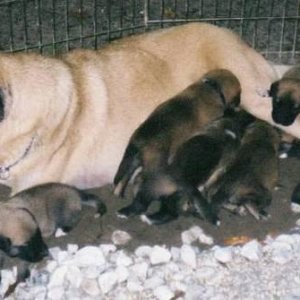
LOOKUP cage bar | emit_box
[0,0,299,64]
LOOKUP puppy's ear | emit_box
[0,235,12,254]
[0,88,5,122]
[269,81,279,98]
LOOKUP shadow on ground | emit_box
[1,156,300,270]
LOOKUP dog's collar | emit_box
[0,135,36,180]
[202,78,226,106]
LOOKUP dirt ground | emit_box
[1,151,300,272]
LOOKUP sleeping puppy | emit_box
[137,110,255,225]
[270,65,300,126]
[114,69,241,200]
[0,183,106,262]
[207,120,280,220]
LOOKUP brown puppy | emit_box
[207,120,280,220]
[137,110,255,225]
[114,69,241,198]
[0,22,277,194]
[270,65,300,126]
[0,183,106,262]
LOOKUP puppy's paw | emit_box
[117,205,139,218]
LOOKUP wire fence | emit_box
[0,0,299,64]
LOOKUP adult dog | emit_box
[0,22,281,194]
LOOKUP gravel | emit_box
[2,221,300,300]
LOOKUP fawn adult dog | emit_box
[0,22,279,194]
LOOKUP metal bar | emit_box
[279,0,288,61]
[79,0,84,47]
[252,0,261,49]
[8,3,14,51]
[93,0,98,49]
[292,0,300,59]
[51,0,57,55]
[144,0,149,29]
[22,0,28,51]
[160,0,165,28]
[65,0,70,51]
[36,0,43,53]
[106,0,111,41]
[185,0,189,19]
[119,0,124,37]
[146,16,300,23]
[198,0,203,18]
[265,0,275,57]
[239,0,246,37]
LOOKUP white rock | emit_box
[47,286,65,300]
[150,246,171,265]
[181,244,197,268]
[195,267,216,282]
[98,271,118,294]
[81,278,100,296]
[183,285,205,300]
[291,203,300,213]
[100,244,117,256]
[240,240,263,261]
[135,245,153,258]
[153,285,175,300]
[46,261,58,273]
[67,244,79,254]
[111,230,132,245]
[189,226,214,245]
[49,247,61,261]
[48,265,68,288]
[57,250,69,265]
[130,262,148,280]
[127,279,144,292]
[55,228,67,238]
[214,246,233,263]
[66,266,83,288]
[81,266,102,279]
[116,251,133,266]
[170,247,181,261]
[0,269,16,296]
[115,265,129,283]
[74,246,105,267]
[144,276,165,290]
[181,229,198,244]
[271,249,293,264]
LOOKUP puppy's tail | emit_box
[80,192,107,216]
[113,143,141,197]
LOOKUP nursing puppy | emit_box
[138,110,256,225]
[114,69,241,200]
[0,22,278,195]
[207,120,280,220]
[270,65,300,126]
[0,183,106,262]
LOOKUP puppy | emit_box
[114,69,241,199]
[207,120,280,220]
[134,110,255,225]
[0,183,106,262]
[270,65,300,126]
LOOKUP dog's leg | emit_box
[292,182,300,204]
[113,143,141,197]
[117,189,154,218]
[190,187,220,225]
[142,193,182,225]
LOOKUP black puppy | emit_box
[120,110,255,225]
[270,65,300,126]
[207,120,280,220]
